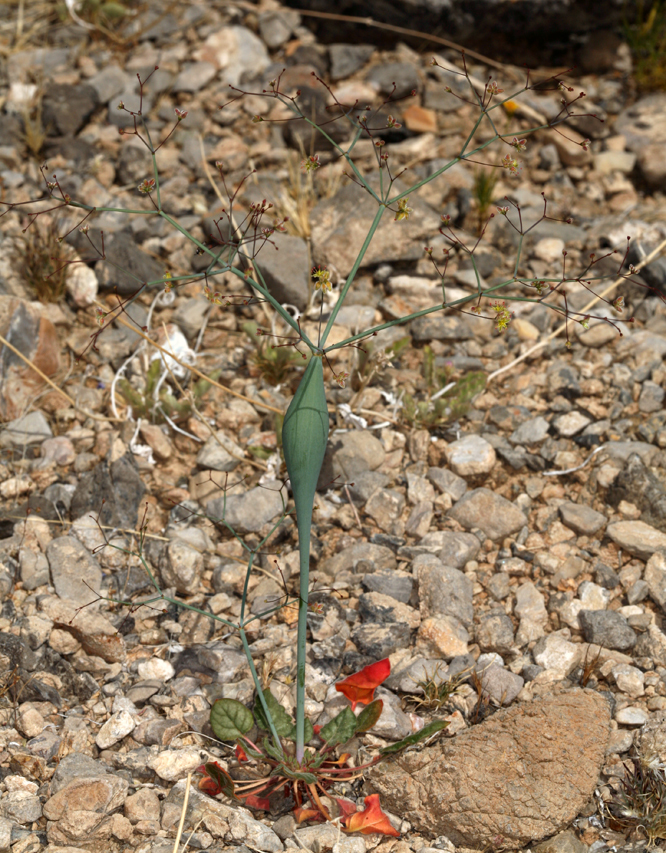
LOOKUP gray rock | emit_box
[359,592,420,629]
[45,536,102,606]
[428,466,467,501]
[258,9,298,48]
[349,470,390,502]
[160,539,204,595]
[607,520,666,560]
[615,93,666,189]
[173,296,210,340]
[579,610,636,650]
[477,663,523,705]
[50,752,117,793]
[476,613,515,655]
[448,488,527,541]
[365,488,406,532]
[445,434,496,477]
[173,61,217,93]
[93,228,164,295]
[639,380,665,413]
[645,551,666,610]
[514,582,548,624]
[411,314,474,342]
[434,531,480,569]
[330,430,386,481]
[42,83,98,136]
[253,232,310,310]
[415,554,474,628]
[558,502,607,536]
[196,430,243,472]
[607,453,666,533]
[352,621,411,658]
[206,482,286,534]
[533,634,580,680]
[366,62,419,99]
[329,44,374,80]
[362,568,414,603]
[510,416,550,445]
[310,179,438,278]
[533,829,588,853]
[0,792,42,824]
[407,472,436,505]
[368,687,610,846]
[70,451,145,530]
[0,411,52,447]
[88,64,130,102]
[96,709,135,749]
[547,364,581,398]
[487,572,511,601]
[595,562,620,590]
[321,542,396,575]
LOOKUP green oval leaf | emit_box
[254,689,294,738]
[319,706,358,747]
[210,699,254,742]
[379,719,448,755]
[355,699,383,733]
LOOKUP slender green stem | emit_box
[319,204,385,347]
[240,628,283,752]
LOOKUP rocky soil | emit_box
[1,2,666,853]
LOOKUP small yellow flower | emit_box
[312,266,332,292]
[395,198,412,222]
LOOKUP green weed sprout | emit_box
[1,53,644,804]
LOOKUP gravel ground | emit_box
[1,3,666,853]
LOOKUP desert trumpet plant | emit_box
[281,355,329,761]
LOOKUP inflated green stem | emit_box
[281,356,329,762]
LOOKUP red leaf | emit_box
[235,744,249,762]
[245,794,270,811]
[294,806,325,824]
[344,794,400,837]
[199,776,222,797]
[335,798,358,820]
[313,724,322,735]
[335,658,390,711]
[197,761,235,799]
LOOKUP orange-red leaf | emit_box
[235,744,249,762]
[335,797,358,820]
[335,658,390,711]
[245,794,270,811]
[344,794,399,836]
[199,776,222,797]
[294,806,325,824]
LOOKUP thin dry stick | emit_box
[0,331,122,423]
[487,236,666,385]
[95,302,283,415]
[292,7,523,80]
[172,772,192,853]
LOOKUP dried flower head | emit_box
[487,81,504,95]
[386,115,402,129]
[174,108,188,122]
[510,137,527,151]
